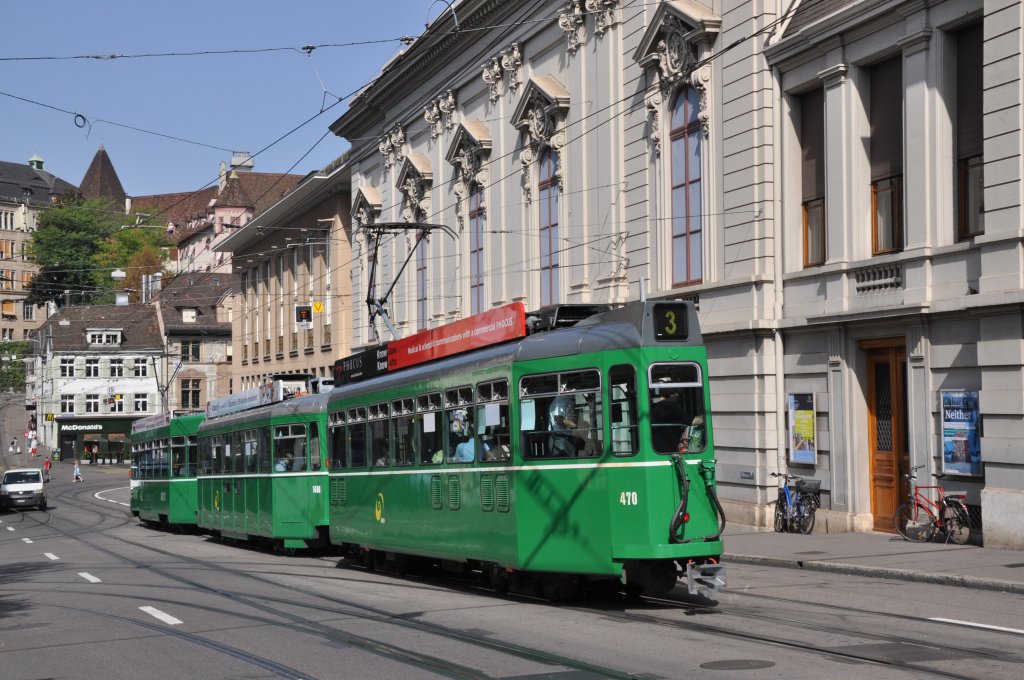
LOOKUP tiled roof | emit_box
[132,187,218,229]
[42,304,163,352]
[0,160,77,205]
[216,172,303,214]
[157,273,233,335]
[79,146,127,203]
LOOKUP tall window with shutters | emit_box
[800,87,826,266]
[956,23,984,239]
[670,86,703,285]
[869,57,903,255]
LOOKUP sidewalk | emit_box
[723,523,1024,594]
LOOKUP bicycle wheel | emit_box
[795,498,816,534]
[773,497,787,532]
[942,504,971,545]
[894,503,936,542]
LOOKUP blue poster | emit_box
[941,390,981,476]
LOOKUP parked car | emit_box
[0,468,47,511]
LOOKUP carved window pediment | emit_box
[352,185,382,228]
[511,76,571,199]
[445,122,493,228]
[632,1,720,85]
[396,154,434,223]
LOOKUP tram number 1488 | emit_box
[619,491,639,506]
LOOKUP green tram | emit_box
[130,413,203,528]
[195,393,330,551]
[326,300,726,597]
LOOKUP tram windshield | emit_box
[648,363,706,454]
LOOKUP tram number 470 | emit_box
[619,491,639,506]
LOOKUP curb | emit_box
[724,553,1024,595]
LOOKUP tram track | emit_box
[21,495,643,680]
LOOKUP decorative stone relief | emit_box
[424,90,457,140]
[397,157,433,224]
[352,189,381,229]
[558,1,586,55]
[645,90,662,156]
[378,124,406,173]
[500,43,523,93]
[651,16,712,138]
[481,57,503,103]
[447,126,491,230]
[514,87,568,202]
[585,0,618,36]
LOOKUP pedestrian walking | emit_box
[43,455,52,482]
[8,439,14,453]
[73,459,83,483]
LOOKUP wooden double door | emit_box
[864,340,908,532]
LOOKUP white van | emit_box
[0,468,47,511]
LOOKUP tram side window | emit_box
[520,370,604,459]
[171,436,187,476]
[210,436,223,475]
[417,393,443,465]
[309,422,321,471]
[244,430,259,474]
[348,408,367,468]
[329,412,346,470]
[445,386,475,463]
[223,434,233,474]
[392,398,415,466]
[197,438,211,475]
[274,425,307,471]
[648,363,706,454]
[187,436,198,476]
[610,365,639,456]
[258,427,271,473]
[232,431,244,474]
[369,403,391,467]
[476,380,511,461]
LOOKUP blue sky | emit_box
[0,0,434,196]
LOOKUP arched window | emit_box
[538,150,560,306]
[670,86,702,286]
[468,184,485,315]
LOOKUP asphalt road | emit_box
[1,438,1021,678]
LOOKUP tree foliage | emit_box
[27,195,173,306]
[0,341,28,393]
[26,195,121,306]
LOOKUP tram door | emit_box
[865,341,908,532]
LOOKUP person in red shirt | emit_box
[43,455,52,482]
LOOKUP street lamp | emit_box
[111,269,128,305]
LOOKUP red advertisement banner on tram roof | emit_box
[388,302,526,371]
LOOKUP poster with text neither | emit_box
[942,390,981,476]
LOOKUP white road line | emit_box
[140,606,182,626]
[78,572,101,583]
[44,552,59,561]
[930,618,1024,635]
[94,489,130,507]
[6,526,13,531]
[22,537,33,544]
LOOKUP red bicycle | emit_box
[893,465,971,544]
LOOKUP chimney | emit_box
[230,151,254,172]
[27,153,44,170]
[152,272,163,293]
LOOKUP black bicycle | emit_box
[771,472,819,534]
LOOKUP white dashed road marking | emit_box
[44,552,59,561]
[22,537,33,544]
[930,618,1024,636]
[140,606,182,626]
[79,572,101,583]
[6,526,13,532]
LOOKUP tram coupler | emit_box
[685,561,726,596]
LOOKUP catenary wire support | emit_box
[361,222,456,343]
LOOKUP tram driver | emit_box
[549,395,586,456]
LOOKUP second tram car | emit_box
[195,392,330,550]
